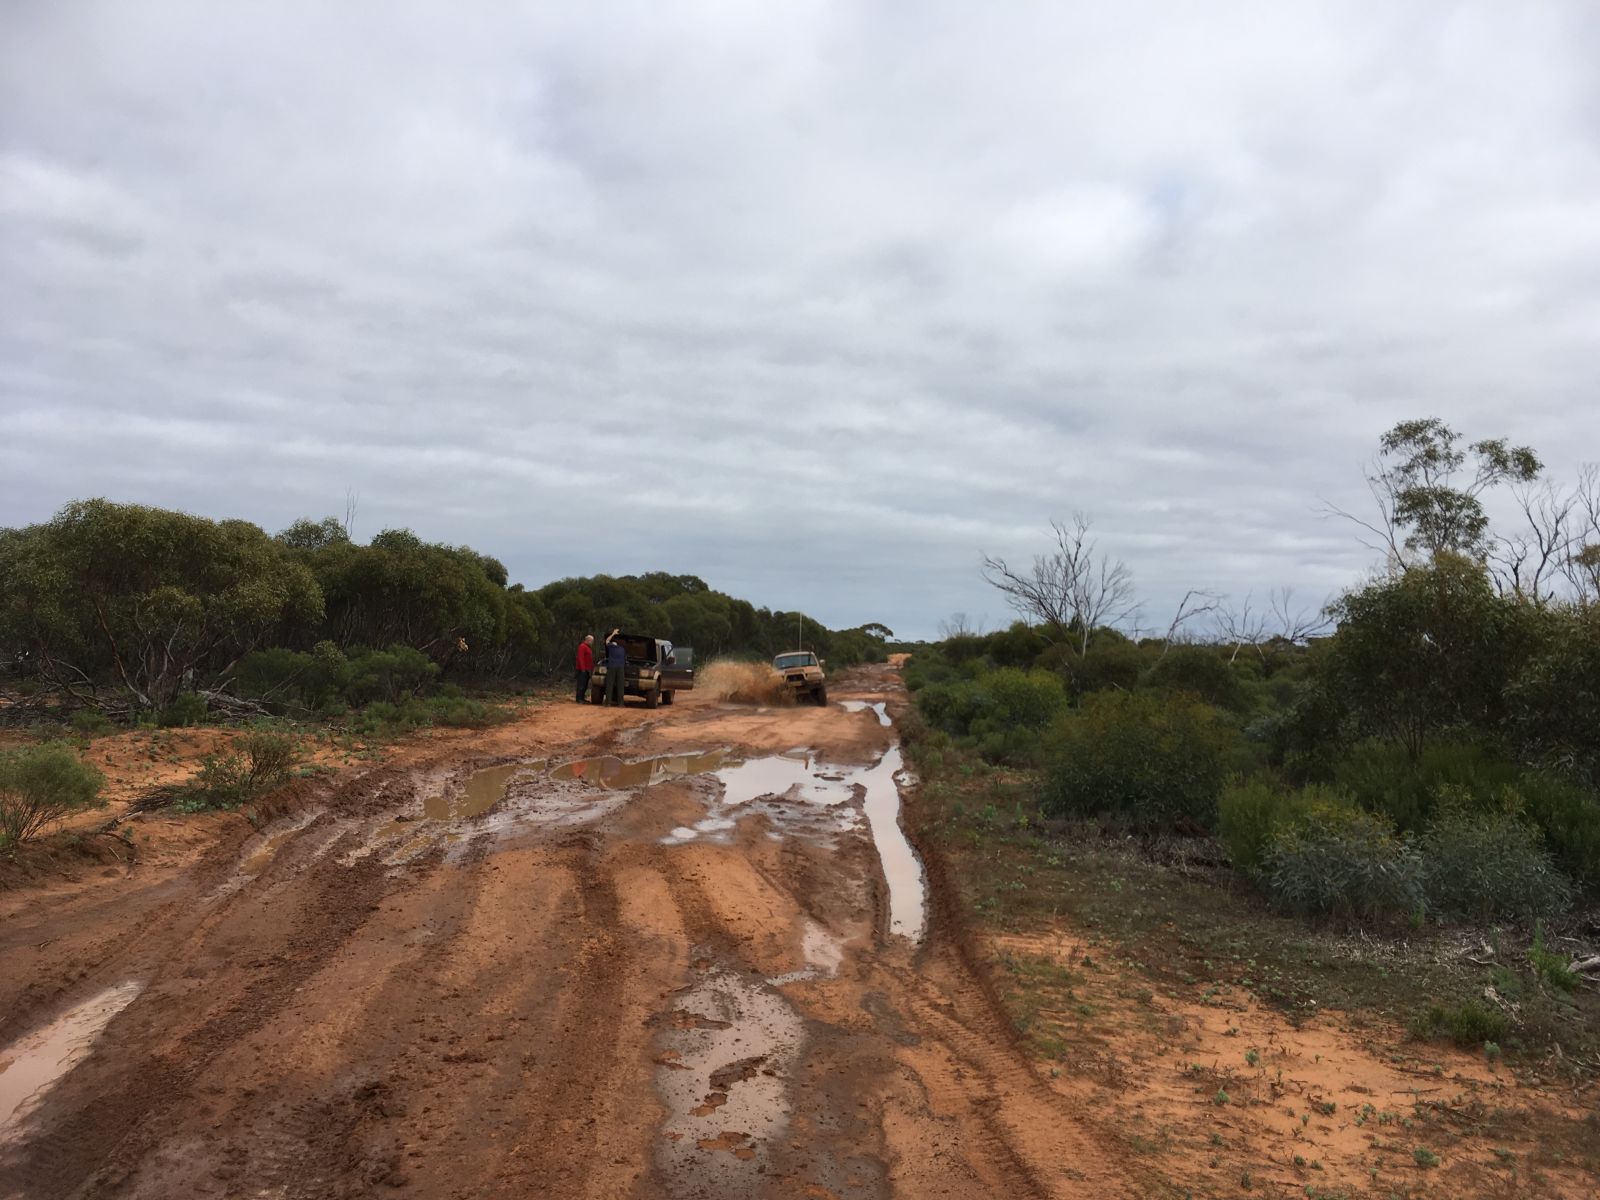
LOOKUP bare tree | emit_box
[1159,589,1221,657]
[1217,592,1269,663]
[937,612,982,640]
[1269,586,1332,644]
[343,488,361,541]
[982,514,1140,656]
[1491,479,1576,604]
[1563,464,1600,607]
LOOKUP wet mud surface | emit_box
[0,666,1142,1199]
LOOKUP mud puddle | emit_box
[768,920,846,985]
[859,744,925,941]
[0,982,143,1139]
[654,960,804,1192]
[427,760,546,820]
[239,812,319,875]
[552,750,727,790]
[841,699,891,727]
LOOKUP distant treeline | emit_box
[0,500,890,717]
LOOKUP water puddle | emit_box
[0,982,143,1139]
[715,750,855,808]
[767,920,846,986]
[840,699,892,727]
[239,812,318,876]
[858,744,926,941]
[425,761,544,820]
[551,750,727,790]
[653,962,803,1190]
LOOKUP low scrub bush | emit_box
[1262,806,1423,923]
[0,744,107,846]
[1516,773,1600,893]
[1218,779,1350,878]
[159,691,208,728]
[1408,1000,1511,1047]
[1528,922,1580,993]
[1419,807,1572,922]
[177,730,301,812]
[68,708,115,736]
[1143,646,1249,712]
[1333,739,1520,832]
[915,668,1067,765]
[1039,692,1232,831]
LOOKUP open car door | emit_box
[663,645,694,692]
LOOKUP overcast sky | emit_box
[4,2,1599,639]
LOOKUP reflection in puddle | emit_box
[859,744,926,940]
[0,981,143,1138]
[768,920,846,985]
[239,813,317,876]
[425,761,545,821]
[551,750,726,790]
[654,963,803,1190]
[840,699,892,727]
[715,751,854,808]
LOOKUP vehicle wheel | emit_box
[647,682,661,709]
[662,690,675,706]
[591,686,605,705]
[813,686,827,705]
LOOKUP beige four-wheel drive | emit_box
[773,650,826,704]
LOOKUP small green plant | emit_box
[1213,1088,1230,1106]
[1412,1148,1439,1169]
[1245,1048,1260,1067]
[0,743,107,846]
[68,708,115,736]
[176,730,301,812]
[158,691,209,728]
[1528,921,1579,992]
[1408,1000,1510,1047]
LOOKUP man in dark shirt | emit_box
[604,630,627,707]
[574,635,594,703]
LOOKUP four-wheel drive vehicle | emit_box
[773,650,827,704]
[591,633,694,708]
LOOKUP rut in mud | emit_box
[0,667,1144,1199]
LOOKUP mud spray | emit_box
[697,660,793,706]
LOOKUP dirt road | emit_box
[0,667,1145,1199]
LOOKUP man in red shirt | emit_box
[574,635,595,703]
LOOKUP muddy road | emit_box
[1,667,1143,1199]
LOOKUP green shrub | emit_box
[978,668,1068,731]
[426,696,508,728]
[1419,808,1572,922]
[178,729,301,811]
[1332,739,1520,832]
[68,708,114,736]
[344,645,439,705]
[1262,806,1423,923]
[159,691,209,727]
[0,744,107,846]
[916,680,990,737]
[236,640,353,711]
[1528,921,1579,992]
[1517,773,1600,893]
[1039,692,1233,831]
[1143,646,1249,711]
[1042,641,1148,699]
[1218,780,1350,878]
[1408,1000,1511,1047]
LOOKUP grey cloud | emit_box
[4,1,1600,639]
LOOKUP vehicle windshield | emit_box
[775,653,816,670]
